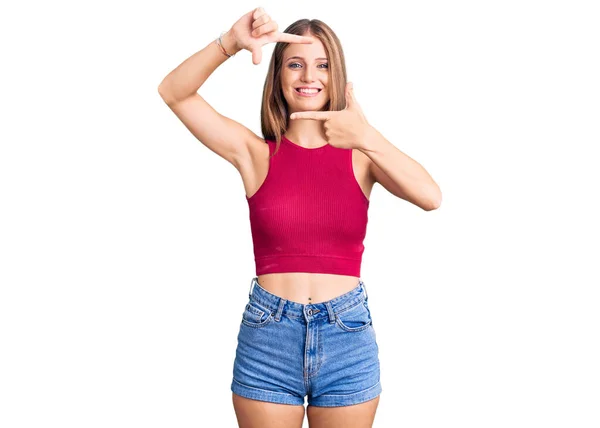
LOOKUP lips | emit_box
[295,88,322,97]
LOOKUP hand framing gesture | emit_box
[228,7,314,65]
[290,82,371,150]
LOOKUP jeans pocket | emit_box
[241,299,274,328]
[335,300,372,332]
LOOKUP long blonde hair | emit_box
[260,19,348,157]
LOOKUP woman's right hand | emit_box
[226,7,314,65]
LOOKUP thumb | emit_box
[345,82,355,108]
[252,46,262,65]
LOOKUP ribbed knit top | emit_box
[245,135,370,277]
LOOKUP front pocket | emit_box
[335,300,372,332]
[241,299,274,328]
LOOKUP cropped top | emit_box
[245,135,370,277]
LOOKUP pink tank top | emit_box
[246,135,370,277]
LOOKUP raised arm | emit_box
[157,7,313,170]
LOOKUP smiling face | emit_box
[280,35,330,114]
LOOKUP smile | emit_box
[295,88,322,97]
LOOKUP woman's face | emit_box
[280,36,330,114]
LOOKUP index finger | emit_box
[276,32,314,44]
[290,111,330,120]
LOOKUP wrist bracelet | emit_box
[216,31,235,58]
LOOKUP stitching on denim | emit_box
[318,381,380,397]
[232,378,301,398]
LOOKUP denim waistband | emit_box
[247,276,368,321]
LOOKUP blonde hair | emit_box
[260,19,348,157]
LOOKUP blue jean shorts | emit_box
[231,276,382,407]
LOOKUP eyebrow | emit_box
[285,56,328,62]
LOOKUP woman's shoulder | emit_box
[246,136,271,160]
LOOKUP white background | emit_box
[1,0,599,427]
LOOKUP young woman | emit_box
[158,7,441,428]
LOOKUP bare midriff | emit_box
[256,273,361,304]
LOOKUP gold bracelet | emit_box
[216,31,235,58]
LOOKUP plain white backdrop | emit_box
[1,0,599,427]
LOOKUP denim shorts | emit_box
[230,276,382,407]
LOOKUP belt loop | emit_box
[274,298,286,322]
[325,301,336,324]
[248,277,256,300]
[361,279,368,301]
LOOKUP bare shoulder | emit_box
[239,135,269,171]
[237,135,271,199]
[247,135,270,160]
[352,148,376,187]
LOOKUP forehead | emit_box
[283,37,328,61]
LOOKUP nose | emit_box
[301,67,315,82]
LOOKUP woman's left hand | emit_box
[290,82,371,150]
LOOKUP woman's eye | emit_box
[289,63,328,69]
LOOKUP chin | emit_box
[288,99,330,111]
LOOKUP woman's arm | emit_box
[363,126,442,211]
[157,8,312,169]
[158,32,240,105]
[157,28,254,169]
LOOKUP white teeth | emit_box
[297,88,319,94]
